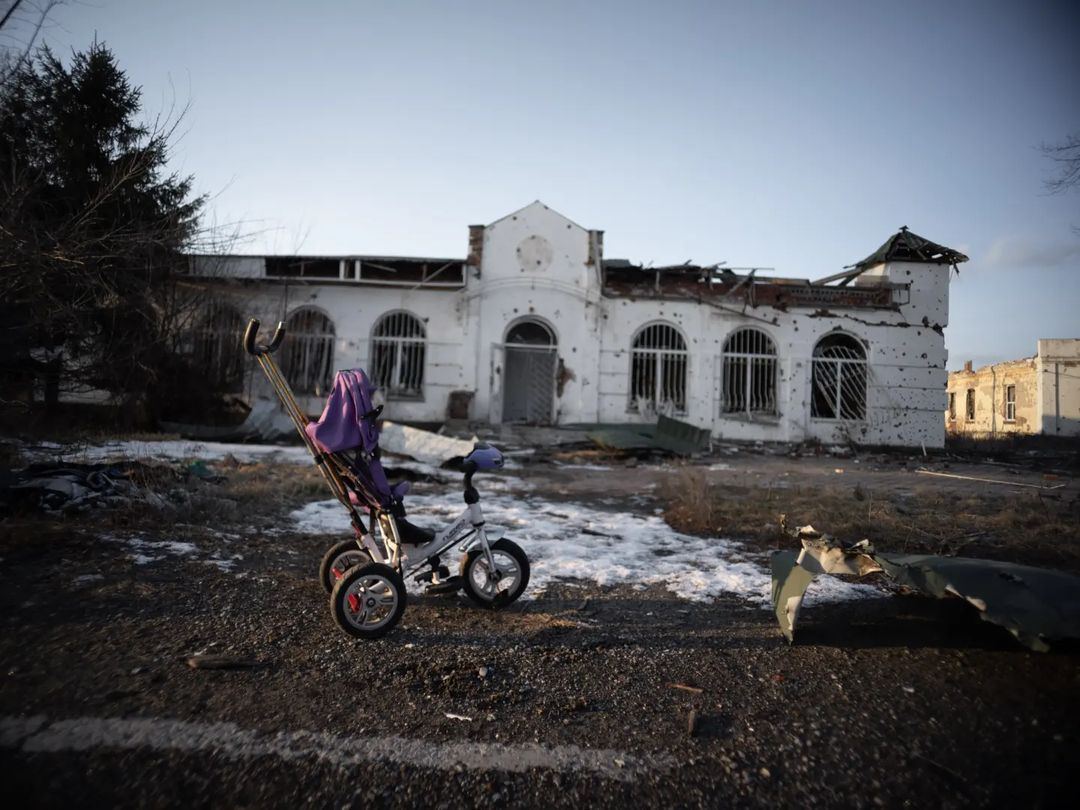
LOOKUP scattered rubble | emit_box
[1,462,156,513]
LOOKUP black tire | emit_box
[460,538,530,609]
[319,540,374,593]
[330,562,406,640]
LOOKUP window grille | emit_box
[629,323,687,414]
[193,301,245,393]
[811,334,867,421]
[280,308,335,396]
[1005,384,1016,421]
[371,311,426,399]
[721,328,777,417]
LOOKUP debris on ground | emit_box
[378,421,476,465]
[771,523,1080,652]
[915,468,1067,490]
[586,415,710,456]
[0,456,231,516]
[668,683,704,695]
[186,654,260,670]
[1,462,150,513]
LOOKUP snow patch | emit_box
[22,439,313,466]
[102,533,199,567]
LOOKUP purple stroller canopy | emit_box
[305,369,380,454]
[304,369,408,508]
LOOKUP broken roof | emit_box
[601,261,898,311]
[849,227,969,270]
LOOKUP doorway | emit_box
[502,320,557,424]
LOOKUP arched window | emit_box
[811,333,867,420]
[193,301,245,393]
[721,328,777,417]
[281,308,335,396]
[371,311,426,399]
[629,322,687,414]
[506,320,555,345]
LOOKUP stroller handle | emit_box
[243,318,287,356]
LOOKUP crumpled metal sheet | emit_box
[770,525,1080,652]
[378,421,476,466]
[586,416,709,455]
[874,554,1080,653]
[770,551,816,642]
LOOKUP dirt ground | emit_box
[1,442,1079,808]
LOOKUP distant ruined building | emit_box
[947,340,1080,438]
[188,202,969,448]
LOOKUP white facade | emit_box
[193,202,959,448]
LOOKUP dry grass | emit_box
[661,468,1080,573]
[156,460,327,527]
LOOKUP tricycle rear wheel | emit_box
[330,562,406,640]
[319,540,373,593]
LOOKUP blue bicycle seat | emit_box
[465,443,503,470]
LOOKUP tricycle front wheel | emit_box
[460,537,529,609]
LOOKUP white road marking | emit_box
[1,715,672,782]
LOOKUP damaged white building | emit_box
[189,202,968,448]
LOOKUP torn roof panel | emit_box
[848,227,969,270]
[601,269,898,310]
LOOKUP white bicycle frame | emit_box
[359,500,498,581]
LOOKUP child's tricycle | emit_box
[243,318,529,639]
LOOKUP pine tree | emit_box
[0,41,206,421]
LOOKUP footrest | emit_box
[425,576,464,595]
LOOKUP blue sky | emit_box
[32,0,1080,368]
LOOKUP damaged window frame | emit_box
[191,300,246,394]
[720,327,778,419]
[280,307,336,397]
[948,391,956,421]
[966,388,976,421]
[628,321,688,416]
[370,310,427,401]
[1005,384,1016,422]
[810,332,868,422]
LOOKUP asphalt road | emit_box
[1,469,1078,808]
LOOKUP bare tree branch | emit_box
[0,1,62,87]
[1040,132,1080,195]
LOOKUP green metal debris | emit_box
[770,526,1080,653]
[585,415,710,456]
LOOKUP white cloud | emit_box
[981,236,1080,269]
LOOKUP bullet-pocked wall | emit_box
[468,202,605,425]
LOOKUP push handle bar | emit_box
[243,318,286,356]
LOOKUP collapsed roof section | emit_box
[603,226,968,310]
[849,227,969,271]
[601,260,899,311]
